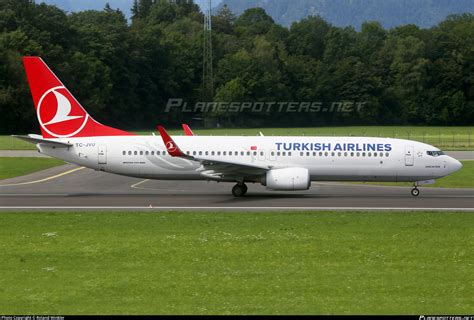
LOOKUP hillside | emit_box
[216,0,474,29]
[39,0,222,18]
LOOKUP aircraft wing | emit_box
[13,134,73,148]
[157,126,268,180]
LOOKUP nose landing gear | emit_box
[411,182,420,197]
[232,183,248,197]
[411,187,420,197]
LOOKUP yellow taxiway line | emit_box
[0,166,85,187]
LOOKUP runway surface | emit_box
[1,164,473,210]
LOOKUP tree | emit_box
[287,16,331,60]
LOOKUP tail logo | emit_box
[166,141,177,152]
[37,86,89,138]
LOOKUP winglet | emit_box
[157,126,186,157]
[182,124,194,136]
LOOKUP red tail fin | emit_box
[22,57,134,138]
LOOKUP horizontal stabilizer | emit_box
[12,134,72,148]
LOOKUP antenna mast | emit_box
[203,0,213,101]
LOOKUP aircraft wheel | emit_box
[411,187,420,197]
[232,184,246,197]
[242,183,248,196]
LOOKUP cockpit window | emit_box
[427,151,444,157]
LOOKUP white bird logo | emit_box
[166,141,177,152]
[43,90,83,125]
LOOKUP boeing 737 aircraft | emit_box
[16,57,463,197]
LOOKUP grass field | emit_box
[2,126,473,150]
[0,157,65,180]
[0,211,472,315]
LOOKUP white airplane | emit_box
[15,57,462,197]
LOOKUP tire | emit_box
[232,184,245,197]
[242,184,248,196]
[411,188,420,197]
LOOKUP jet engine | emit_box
[263,167,310,191]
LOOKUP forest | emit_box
[0,0,473,134]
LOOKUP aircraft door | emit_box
[98,145,107,164]
[405,146,414,166]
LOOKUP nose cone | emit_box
[448,157,462,174]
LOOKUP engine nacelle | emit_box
[264,167,311,191]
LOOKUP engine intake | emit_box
[264,167,311,191]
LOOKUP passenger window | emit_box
[324,152,328,156]
[288,152,292,156]
[300,152,304,156]
[306,152,310,156]
[331,152,335,157]
[247,151,250,156]
[211,151,215,156]
[368,152,371,157]
[277,152,281,156]
[356,152,360,157]
[128,151,132,155]
[253,151,257,156]
[350,152,354,157]
[145,151,149,156]
[362,152,365,157]
[134,151,137,155]
[223,151,226,156]
[338,152,341,157]
[199,151,202,156]
[313,152,317,156]
[241,151,244,156]
[122,151,126,155]
[319,152,323,156]
[271,152,275,156]
[385,152,389,157]
[344,152,347,157]
[205,151,208,156]
[217,151,221,156]
[282,152,286,156]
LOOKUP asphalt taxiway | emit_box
[1,164,473,210]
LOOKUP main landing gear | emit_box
[411,182,420,197]
[232,183,248,197]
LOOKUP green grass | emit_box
[0,135,36,150]
[0,211,472,315]
[0,157,65,180]
[3,126,473,150]
[355,160,474,188]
